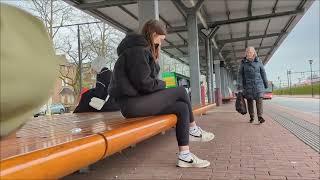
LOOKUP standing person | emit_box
[108,20,214,168]
[237,47,268,124]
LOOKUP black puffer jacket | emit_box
[108,33,166,99]
[73,67,120,113]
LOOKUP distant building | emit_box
[49,55,96,111]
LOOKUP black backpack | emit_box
[74,68,120,113]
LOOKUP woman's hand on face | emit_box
[153,33,166,45]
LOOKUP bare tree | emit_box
[55,22,122,98]
[24,0,82,102]
[80,21,124,70]
[29,0,74,39]
[25,0,126,103]
[58,33,91,97]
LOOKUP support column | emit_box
[232,74,235,91]
[226,70,230,96]
[229,71,233,95]
[205,38,213,103]
[229,72,233,94]
[214,60,222,106]
[209,46,215,103]
[138,0,159,30]
[229,72,232,89]
[230,72,234,93]
[225,69,228,96]
[226,69,230,96]
[227,69,229,96]
[220,66,226,98]
[187,13,201,106]
[138,0,163,78]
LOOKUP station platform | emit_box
[64,99,319,180]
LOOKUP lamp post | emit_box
[309,60,314,97]
[278,76,281,95]
[287,70,292,95]
[77,25,82,94]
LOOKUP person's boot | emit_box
[258,117,265,124]
[249,116,254,123]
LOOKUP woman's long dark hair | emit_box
[141,19,167,61]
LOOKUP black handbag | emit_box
[235,92,247,115]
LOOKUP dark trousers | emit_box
[247,98,263,118]
[118,87,194,146]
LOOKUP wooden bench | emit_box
[0,104,214,179]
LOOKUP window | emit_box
[61,95,65,103]
[67,95,72,104]
[70,95,75,104]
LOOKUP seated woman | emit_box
[73,57,119,113]
[108,20,214,168]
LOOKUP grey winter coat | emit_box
[237,57,268,100]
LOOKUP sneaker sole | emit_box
[176,161,210,168]
[189,134,215,142]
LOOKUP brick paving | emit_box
[63,102,319,180]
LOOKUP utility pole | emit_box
[77,25,82,94]
[309,60,314,97]
[52,21,101,97]
[289,70,292,95]
[287,70,292,95]
[278,76,281,95]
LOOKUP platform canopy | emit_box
[64,0,313,74]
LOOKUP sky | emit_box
[265,0,320,85]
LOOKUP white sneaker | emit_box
[190,127,215,142]
[177,153,210,168]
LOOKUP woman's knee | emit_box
[174,101,189,118]
[177,86,187,94]
[175,87,189,100]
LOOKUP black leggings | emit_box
[118,87,194,146]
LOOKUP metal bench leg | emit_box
[130,144,136,148]
[79,166,90,173]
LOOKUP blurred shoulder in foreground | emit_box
[0,4,58,136]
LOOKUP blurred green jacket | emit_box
[0,4,58,136]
